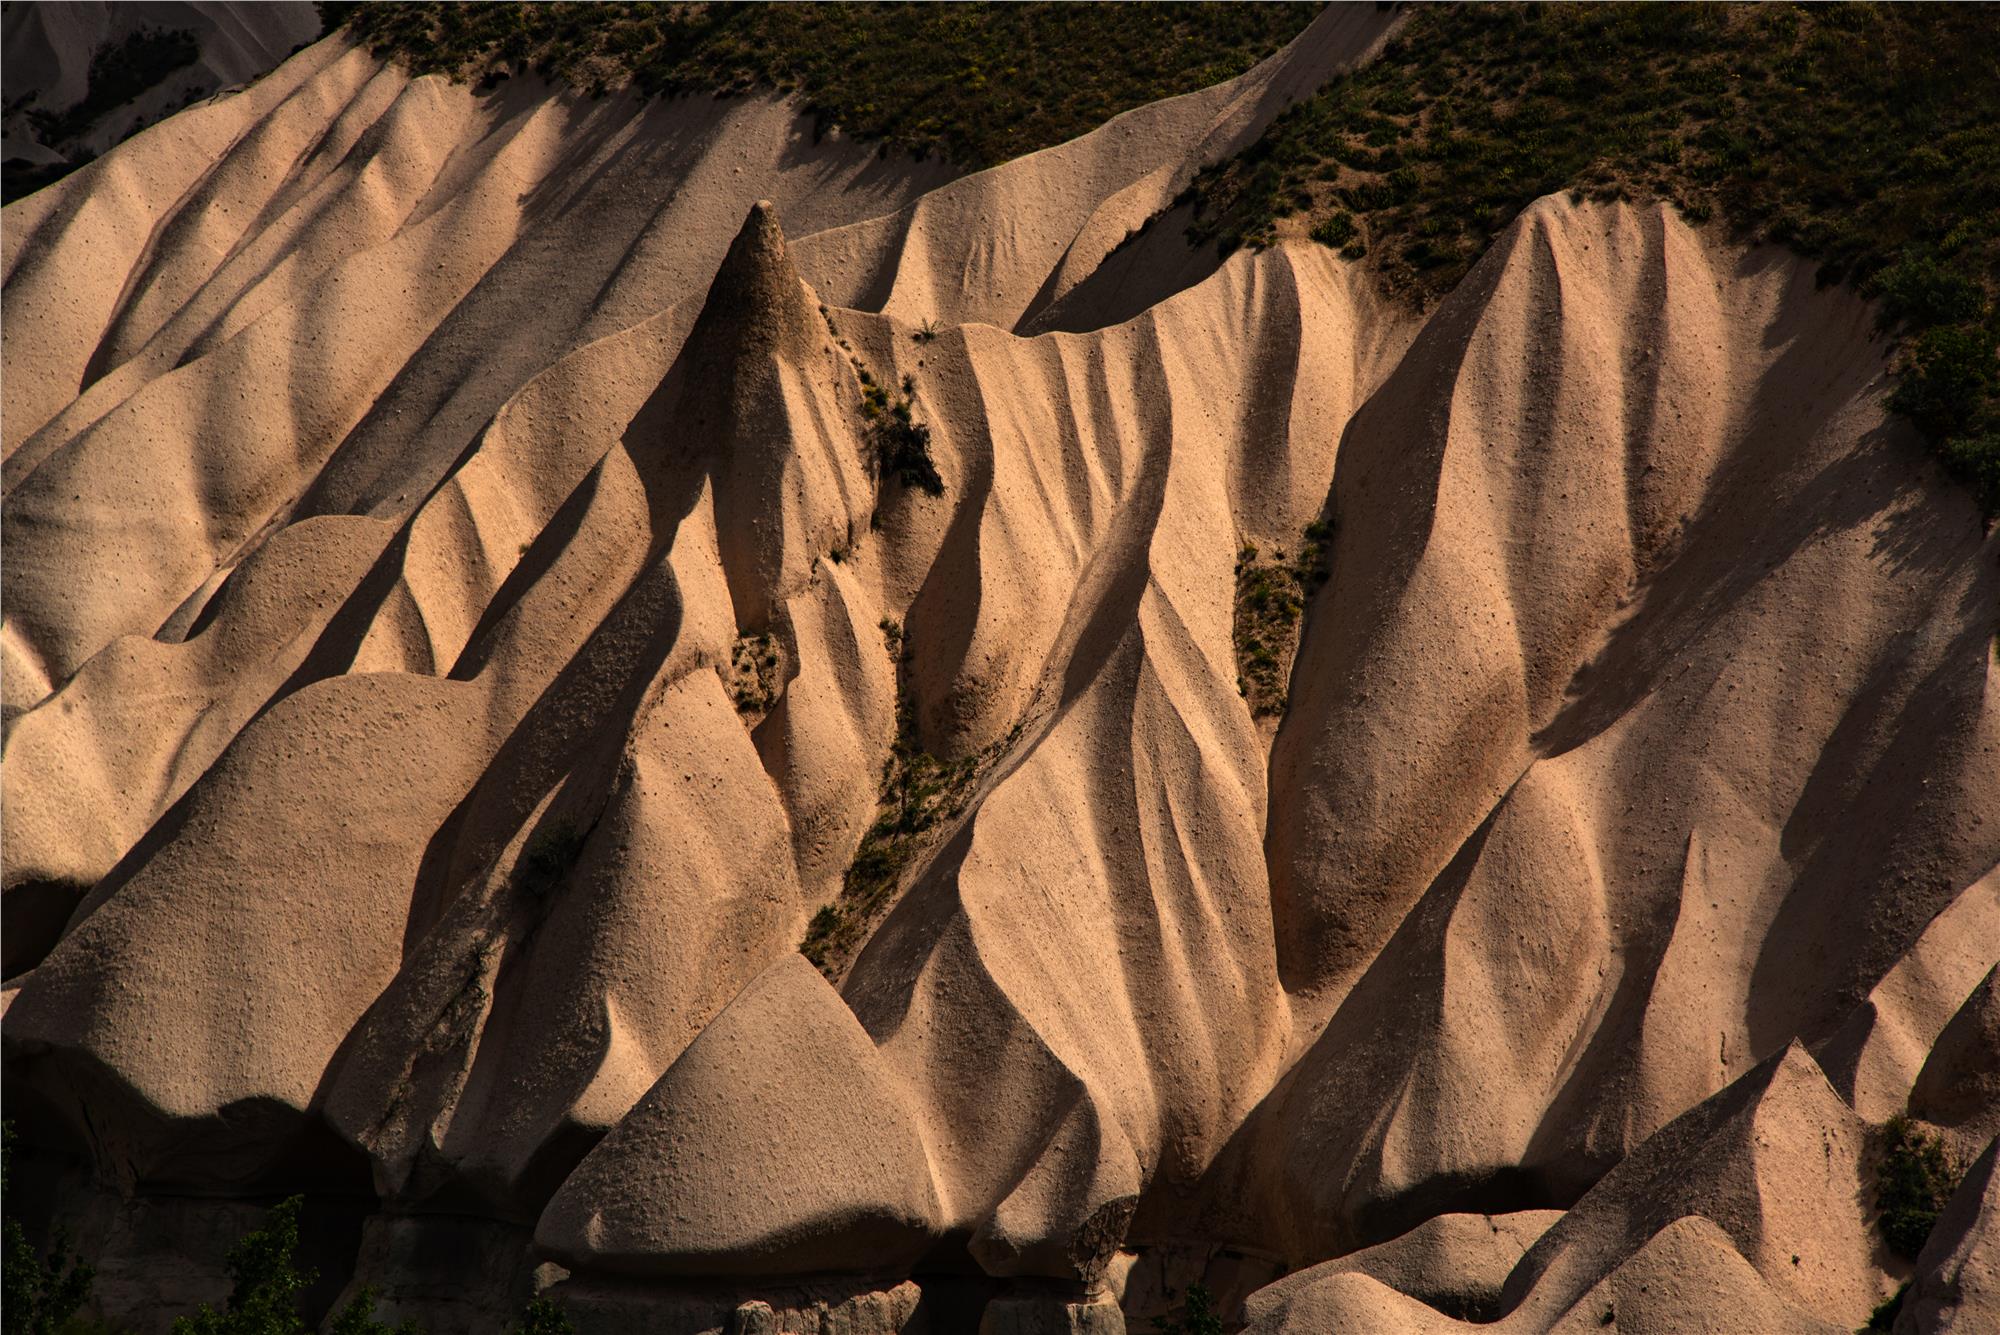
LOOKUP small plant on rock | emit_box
[1155,1282,1224,1335]
[1876,1114,1962,1260]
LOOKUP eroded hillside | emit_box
[3,8,1996,1335]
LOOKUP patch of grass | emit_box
[800,619,1016,977]
[1875,1114,1962,1260]
[334,2,1320,170]
[1182,4,2000,514]
[1233,521,1331,720]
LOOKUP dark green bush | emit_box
[1876,1114,1962,1260]
[1309,211,1356,250]
[3,1125,95,1335]
[1890,326,1999,441]
[874,417,944,497]
[1155,1282,1224,1335]
[520,821,587,896]
[514,1297,572,1335]
[171,1197,314,1335]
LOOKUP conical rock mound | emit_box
[535,954,942,1277]
[677,200,873,633]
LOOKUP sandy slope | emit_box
[3,9,1995,1334]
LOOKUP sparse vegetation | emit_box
[168,1197,562,1335]
[1233,521,1331,720]
[726,631,783,716]
[1154,1282,1224,1335]
[850,353,944,499]
[1875,1114,1962,1260]
[3,1124,95,1335]
[334,3,1319,169]
[801,618,1016,977]
[1183,4,2000,514]
[326,1288,421,1335]
[1862,1282,1910,1334]
[519,821,587,897]
[28,27,201,147]
[512,1297,572,1335]
[2,25,202,202]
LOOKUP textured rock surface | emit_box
[3,8,1995,1332]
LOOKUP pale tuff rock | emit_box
[2,7,1995,1334]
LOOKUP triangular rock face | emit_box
[683,201,830,371]
[673,200,871,632]
[534,954,943,1278]
[1912,967,2000,1152]
[1496,1044,1885,1330]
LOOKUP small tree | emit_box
[328,1286,423,1335]
[171,1197,314,1335]
[1155,1282,1224,1335]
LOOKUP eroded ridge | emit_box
[2,12,1996,1334]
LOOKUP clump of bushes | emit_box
[173,1196,572,1334]
[2,1128,573,1335]
[1875,1114,1962,1260]
[1307,210,1360,257]
[1233,520,1331,719]
[25,26,200,148]
[853,361,944,498]
[1155,1283,1224,1335]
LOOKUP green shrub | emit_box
[171,1197,313,1335]
[514,1297,572,1335]
[3,1125,95,1335]
[1863,1282,1910,1333]
[873,417,944,497]
[1876,1115,1962,1260]
[520,821,587,896]
[1872,252,1987,328]
[1308,211,1356,249]
[1155,1282,1224,1335]
[328,1287,422,1335]
[1890,326,1999,442]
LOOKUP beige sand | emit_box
[2,10,1995,1332]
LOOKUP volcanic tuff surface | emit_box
[3,9,1997,1335]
